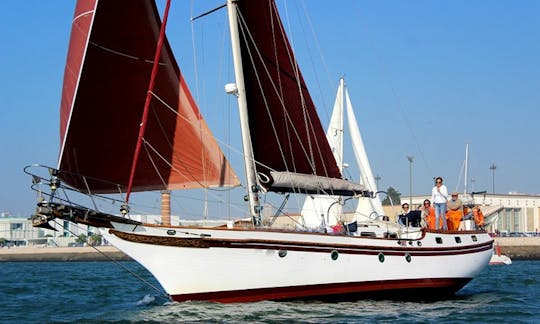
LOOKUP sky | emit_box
[1,1,539,217]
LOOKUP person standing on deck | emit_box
[431,177,448,230]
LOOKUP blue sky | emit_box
[1,1,539,217]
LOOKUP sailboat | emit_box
[301,78,385,229]
[27,0,493,303]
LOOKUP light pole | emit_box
[489,163,496,194]
[407,156,414,207]
[375,174,381,190]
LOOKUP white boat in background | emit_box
[27,0,493,303]
[489,242,512,265]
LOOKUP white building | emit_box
[0,216,90,247]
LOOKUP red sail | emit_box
[58,0,239,193]
[235,0,342,190]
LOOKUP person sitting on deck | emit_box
[398,203,411,226]
[421,199,436,229]
[446,192,463,231]
[473,206,485,230]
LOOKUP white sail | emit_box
[345,87,385,219]
[301,78,384,227]
[300,80,345,228]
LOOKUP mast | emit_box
[464,144,469,194]
[226,0,261,225]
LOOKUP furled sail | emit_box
[58,0,239,193]
[235,0,364,196]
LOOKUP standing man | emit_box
[431,176,448,230]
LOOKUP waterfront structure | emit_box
[0,216,87,246]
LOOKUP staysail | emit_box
[301,78,384,227]
[234,0,365,196]
[58,0,239,194]
[301,81,345,227]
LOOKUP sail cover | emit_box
[235,0,349,194]
[58,0,239,193]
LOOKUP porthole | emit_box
[471,235,478,242]
[405,253,411,263]
[378,253,385,263]
[408,241,413,246]
[166,230,176,235]
[417,241,422,246]
[331,250,339,260]
[455,236,462,243]
[278,250,287,258]
[435,237,443,244]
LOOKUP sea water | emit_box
[0,260,538,323]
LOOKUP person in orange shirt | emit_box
[446,192,463,231]
[421,199,436,229]
[473,206,485,230]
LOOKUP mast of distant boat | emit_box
[464,143,469,194]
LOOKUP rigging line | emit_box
[280,0,317,174]
[149,90,280,184]
[141,138,204,188]
[300,0,334,122]
[142,139,237,194]
[188,2,210,206]
[53,219,169,299]
[142,140,168,188]
[237,9,323,182]
[126,0,172,203]
[144,95,230,190]
[275,2,334,180]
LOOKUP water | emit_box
[0,260,538,323]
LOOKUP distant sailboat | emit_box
[27,0,493,303]
[301,78,384,229]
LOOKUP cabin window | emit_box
[455,237,462,243]
[471,235,478,242]
[278,250,287,258]
[331,250,339,260]
[378,253,385,263]
[435,237,443,244]
[167,230,176,235]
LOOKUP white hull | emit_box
[102,222,493,302]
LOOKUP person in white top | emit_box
[431,176,448,230]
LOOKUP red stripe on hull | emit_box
[170,277,471,303]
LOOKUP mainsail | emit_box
[58,0,239,194]
[234,0,365,196]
